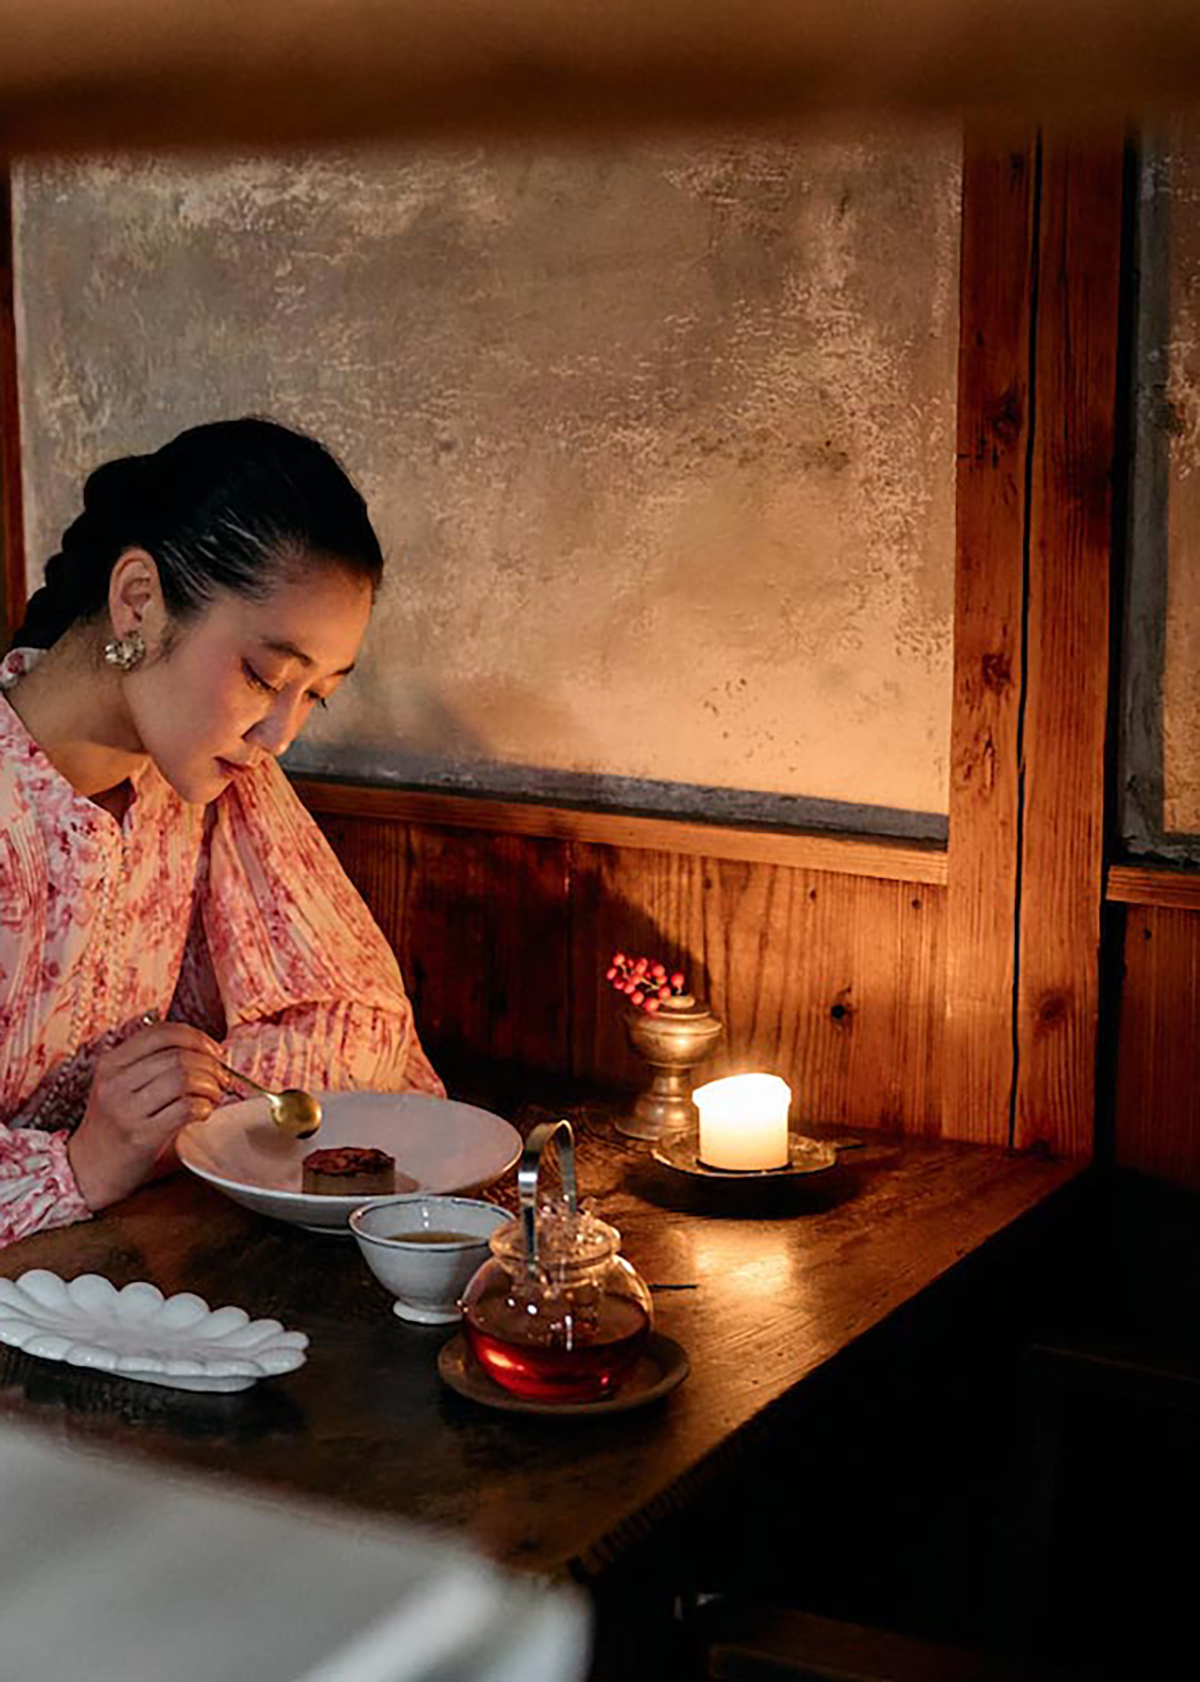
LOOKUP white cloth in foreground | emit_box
[0,1421,589,1682]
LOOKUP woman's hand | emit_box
[67,1022,229,1212]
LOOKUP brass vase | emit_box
[617,995,724,1142]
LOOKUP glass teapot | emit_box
[460,1119,653,1403]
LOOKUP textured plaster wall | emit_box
[1125,131,1200,851]
[15,137,960,831]
[1158,134,1200,841]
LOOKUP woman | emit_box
[0,417,441,1247]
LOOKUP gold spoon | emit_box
[218,1063,323,1140]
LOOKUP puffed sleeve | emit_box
[0,822,92,1246]
[182,761,443,1098]
[0,1127,92,1245]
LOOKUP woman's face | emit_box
[124,563,373,805]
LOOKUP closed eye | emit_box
[242,661,280,696]
[308,692,330,710]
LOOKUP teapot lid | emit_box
[491,1200,622,1273]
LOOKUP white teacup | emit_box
[350,1195,511,1325]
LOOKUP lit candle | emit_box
[693,1073,791,1171]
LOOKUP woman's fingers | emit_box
[147,1094,217,1134]
[127,1067,220,1124]
[107,1020,224,1072]
[73,1030,226,1212]
[123,1047,225,1102]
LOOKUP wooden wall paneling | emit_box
[1114,904,1200,1189]
[0,164,23,650]
[1015,138,1125,1156]
[890,878,949,1136]
[943,140,1038,1147]
[789,874,946,1134]
[315,812,572,1080]
[566,842,709,1097]
[402,826,571,1076]
[566,836,946,1133]
[303,781,948,1129]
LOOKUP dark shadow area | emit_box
[0,1344,305,1440]
[576,1168,1200,1682]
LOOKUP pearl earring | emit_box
[103,630,146,672]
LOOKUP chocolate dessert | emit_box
[302,1145,396,1197]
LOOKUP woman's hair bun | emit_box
[9,417,383,653]
[76,453,157,541]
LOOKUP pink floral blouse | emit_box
[0,646,442,1249]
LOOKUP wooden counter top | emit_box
[0,1108,1081,1581]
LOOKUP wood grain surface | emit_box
[1015,139,1124,1157]
[1106,863,1200,910]
[943,140,1037,1148]
[0,1114,1080,1580]
[1114,904,1200,1189]
[567,843,946,1135]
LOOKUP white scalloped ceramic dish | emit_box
[177,1091,522,1233]
[0,1270,309,1393]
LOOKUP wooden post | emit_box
[945,136,1125,1155]
[943,141,1039,1146]
[1015,139,1125,1155]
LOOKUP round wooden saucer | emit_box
[651,1129,839,1182]
[438,1331,689,1417]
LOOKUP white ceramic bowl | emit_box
[177,1092,521,1234]
[350,1195,512,1325]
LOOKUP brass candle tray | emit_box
[651,1129,842,1183]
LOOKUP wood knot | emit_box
[829,989,854,1027]
[1035,992,1069,1030]
[985,386,1023,453]
[981,652,1012,694]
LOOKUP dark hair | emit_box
[12,417,384,651]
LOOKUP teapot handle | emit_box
[519,1118,577,1274]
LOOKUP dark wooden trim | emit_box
[0,165,24,648]
[1106,863,1200,910]
[0,4,1196,153]
[942,139,1038,1147]
[291,775,949,885]
[1014,137,1126,1157]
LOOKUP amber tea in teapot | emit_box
[464,1287,650,1402]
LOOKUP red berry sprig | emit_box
[604,951,688,1013]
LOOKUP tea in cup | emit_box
[350,1195,510,1324]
